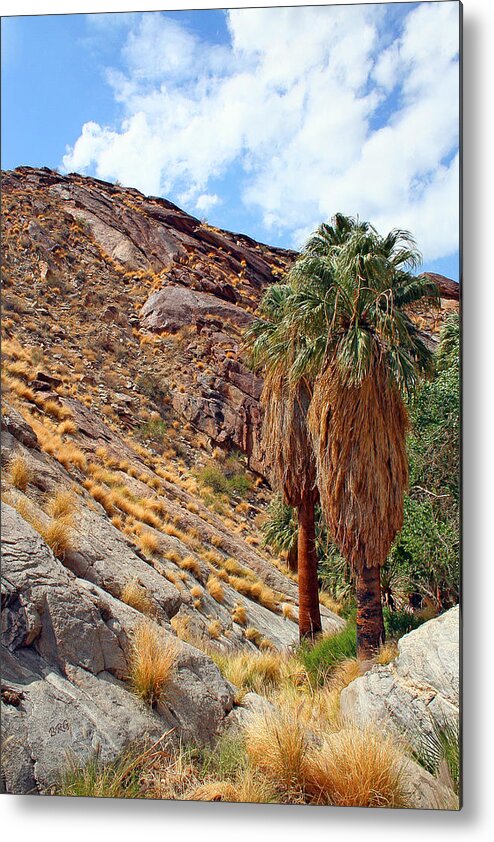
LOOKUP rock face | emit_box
[140,285,252,334]
[340,607,460,754]
[1,503,236,794]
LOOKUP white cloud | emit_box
[63,3,460,263]
[195,193,220,214]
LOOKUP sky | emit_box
[1,2,460,280]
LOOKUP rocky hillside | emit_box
[1,166,459,797]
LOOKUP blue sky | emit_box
[1,4,460,280]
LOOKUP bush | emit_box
[383,606,427,639]
[137,418,168,445]
[195,459,251,500]
[298,618,357,686]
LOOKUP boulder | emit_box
[140,285,252,334]
[340,607,460,754]
[1,403,38,451]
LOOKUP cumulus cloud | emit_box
[195,193,221,214]
[63,2,460,262]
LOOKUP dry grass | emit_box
[303,726,407,807]
[55,443,87,472]
[40,517,73,559]
[171,614,194,642]
[244,627,263,646]
[213,650,286,695]
[318,591,343,615]
[189,767,274,804]
[5,376,35,401]
[121,580,155,617]
[178,555,202,579]
[375,641,399,665]
[57,419,78,436]
[8,454,32,491]
[206,575,225,604]
[282,603,297,622]
[244,707,308,795]
[137,531,160,557]
[129,621,178,706]
[41,398,73,422]
[45,489,77,519]
[207,619,223,640]
[231,603,248,626]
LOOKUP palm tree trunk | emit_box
[355,565,385,658]
[297,495,322,641]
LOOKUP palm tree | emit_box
[285,216,439,656]
[246,284,322,640]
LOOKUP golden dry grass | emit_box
[282,603,297,622]
[170,614,191,641]
[129,621,178,706]
[231,603,248,626]
[375,641,399,665]
[57,419,78,436]
[55,443,87,472]
[244,707,308,794]
[121,580,155,616]
[189,768,274,804]
[41,398,73,422]
[40,517,73,559]
[206,575,225,604]
[213,650,285,695]
[244,627,263,646]
[207,619,223,639]
[5,376,35,401]
[303,726,407,807]
[45,489,77,519]
[137,531,160,557]
[318,591,343,615]
[8,454,32,491]
[178,555,202,579]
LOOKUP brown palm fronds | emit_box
[262,371,317,508]
[309,359,409,571]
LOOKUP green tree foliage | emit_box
[389,312,460,608]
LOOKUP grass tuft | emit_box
[206,575,225,604]
[121,580,155,616]
[8,454,32,491]
[129,621,178,706]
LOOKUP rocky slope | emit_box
[1,166,459,796]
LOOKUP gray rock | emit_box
[141,285,252,334]
[340,607,460,755]
[1,403,38,451]
[1,504,236,793]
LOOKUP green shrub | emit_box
[196,462,251,499]
[383,607,427,639]
[298,617,357,686]
[137,418,168,444]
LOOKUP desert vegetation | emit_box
[1,169,459,808]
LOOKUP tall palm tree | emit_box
[246,284,322,640]
[285,216,439,656]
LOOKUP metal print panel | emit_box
[1,1,461,809]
